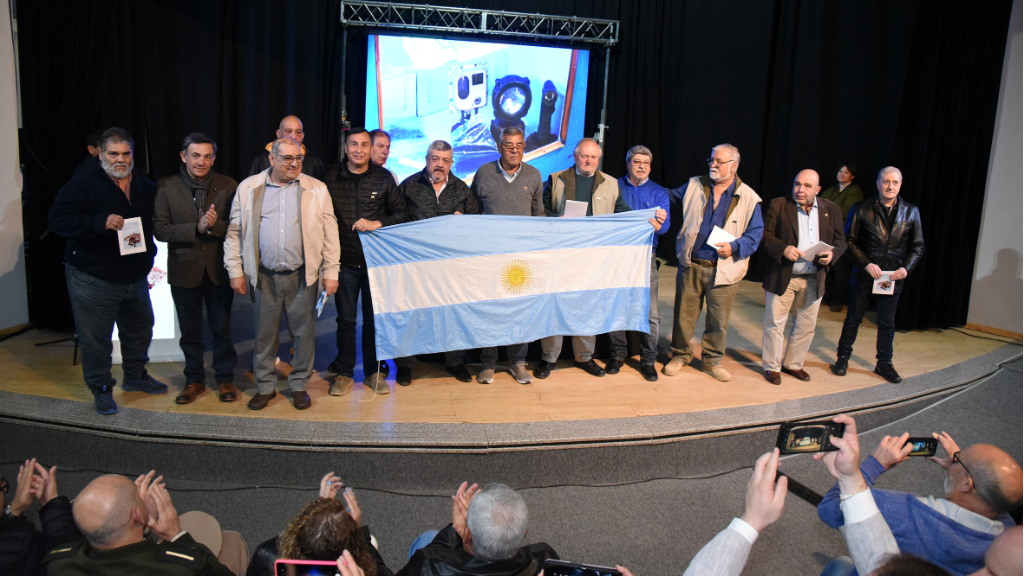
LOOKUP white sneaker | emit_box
[703,365,731,382]
[364,373,391,395]
[477,368,495,384]
[509,364,533,384]
[662,356,688,376]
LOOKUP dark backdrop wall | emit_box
[17,0,1013,332]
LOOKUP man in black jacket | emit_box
[394,140,480,386]
[832,166,925,383]
[49,127,168,415]
[0,459,82,576]
[323,128,406,396]
[248,115,325,179]
[154,133,238,405]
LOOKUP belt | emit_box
[259,264,304,275]
[691,258,717,268]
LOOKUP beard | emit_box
[101,155,133,180]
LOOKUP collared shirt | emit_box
[259,175,304,272]
[791,198,820,275]
[627,176,649,187]
[497,161,521,183]
[617,176,671,251]
[692,180,736,261]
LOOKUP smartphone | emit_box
[275,559,339,576]
[906,437,938,457]
[545,559,623,576]
[776,421,846,454]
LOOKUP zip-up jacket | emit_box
[322,160,406,268]
[846,196,925,294]
[401,170,480,222]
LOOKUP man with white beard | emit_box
[50,127,168,415]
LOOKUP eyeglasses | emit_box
[953,451,973,485]
[0,477,8,494]
[276,154,305,164]
[501,143,525,152]
[630,160,651,167]
[707,158,736,166]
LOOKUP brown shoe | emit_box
[764,371,781,385]
[782,367,811,381]
[175,383,205,405]
[217,382,238,402]
[292,391,311,410]
[247,391,277,410]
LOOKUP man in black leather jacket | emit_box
[831,166,924,383]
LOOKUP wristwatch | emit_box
[3,504,16,519]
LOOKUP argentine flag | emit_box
[360,209,656,360]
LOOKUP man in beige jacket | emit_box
[224,137,340,410]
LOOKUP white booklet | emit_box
[117,217,147,256]
[706,225,737,249]
[872,272,896,295]
[564,200,588,218]
[801,241,834,261]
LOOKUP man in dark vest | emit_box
[248,115,325,179]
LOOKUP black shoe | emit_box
[397,367,413,386]
[326,361,344,375]
[640,364,659,381]
[829,301,844,313]
[378,361,390,378]
[604,359,623,375]
[574,360,606,377]
[534,360,555,379]
[446,363,472,382]
[831,357,849,376]
[874,361,902,383]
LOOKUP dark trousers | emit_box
[333,265,377,378]
[837,283,901,362]
[824,252,853,304]
[170,273,237,385]
[608,255,660,364]
[65,263,153,391]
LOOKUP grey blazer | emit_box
[153,171,237,288]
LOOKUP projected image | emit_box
[366,35,590,183]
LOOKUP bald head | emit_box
[957,444,1023,516]
[277,115,305,144]
[73,475,146,549]
[973,525,1023,576]
[792,169,821,206]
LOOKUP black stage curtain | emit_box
[17,0,1012,332]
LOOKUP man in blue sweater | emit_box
[817,430,1022,576]
[50,128,168,415]
[606,145,669,382]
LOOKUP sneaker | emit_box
[662,356,688,376]
[364,373,390,395]
[702,364,731,382]
[330,375,354,396]
[509,363,533,384]
[477,368,495,384]
[122,373,168,394]
[92,384,118,415]
[874,361,902,383]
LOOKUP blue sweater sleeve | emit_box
[730,203,764,259]
[818,456,888,528]
[655,188,671,236]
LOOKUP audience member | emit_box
[968,524,1021,576]
[49,126,168,415]
[71,128,103,178]
[0,459,79,576]
[607,145,669,382]
[248,472,388,576]
[154,132,239,405]
[396,482,557,576]
[663,144,763,382]
[369,129,400,185]
[394,140,480,385]
[45,472,232,575]
[225,137,340,411]
[248,115,325,179]
[819,164,865,312]
[818,429,1022,576]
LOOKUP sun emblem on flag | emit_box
[500,260,533,293]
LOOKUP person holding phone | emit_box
[758,169,847,385]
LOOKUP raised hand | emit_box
[319,472,343,500]
[336,550,366,576]
[872,433,913,471]
[135,470,164,523]
[31,462,59,506]
[146,482,182,542]
[927,431,961,470]
[198,204,217,233]
[739,449,788,532]
[814,414,865,494]
[451,481,480,539]
[343,487,362,526]
[9,459,37,516]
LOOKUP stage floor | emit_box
[0,266,1014,428]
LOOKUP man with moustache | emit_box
[49,127,168,415]
[470,127,545,385]
[154,133,239,405]
[369,129,400,185]
[663,144,763,382]
[832,166,924,383]
[758,169,846,385]
[322,128,406,396]
[393,140,480,386]
[225,137,340,410]
[248,115,325,179]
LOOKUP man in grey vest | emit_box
[470,127,545,385]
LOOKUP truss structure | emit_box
[340,1,619,46]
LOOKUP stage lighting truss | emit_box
[340,1,619,46]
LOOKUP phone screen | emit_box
[776,421,846,454]
[275,560,339,576]
[906,437,938,457]
[545,560,622,576]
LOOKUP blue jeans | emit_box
[408,530,439,560]
[837,283,901,362]
[65,263,153,391]
[333,265,377,378]
[170,274,236,384]
[819,556,855,576]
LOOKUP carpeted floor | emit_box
[1,358,1019,576]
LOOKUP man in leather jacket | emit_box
[831,166,924,383]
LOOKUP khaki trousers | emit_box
[670,265,740,366]
[762,275,821,371]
